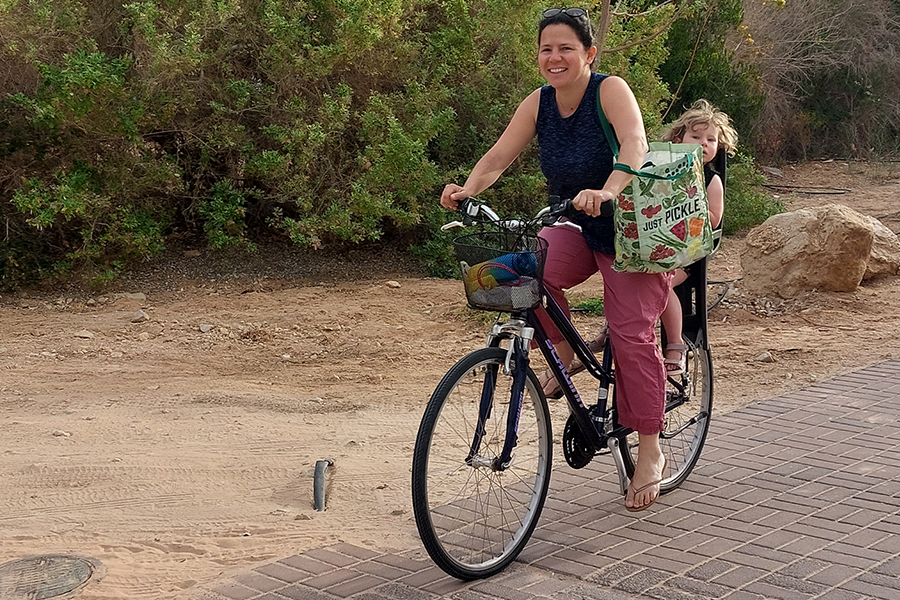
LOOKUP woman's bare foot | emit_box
[537,369,562,399]
[625,436,667,511]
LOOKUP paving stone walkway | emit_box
[204,359,900,600]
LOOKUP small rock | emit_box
[390,509,406,516]
[184,250,201,258]
[386,281,401,288]
[86,298,97,306]
[138,332,151,341]
[124,292,147,301]
[294,514,312,521]
[132,309,150,323]
[199,324,214,333]
[754,351,776,363]
[74,330,95,339]
[52,430,71,437]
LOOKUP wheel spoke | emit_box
[412,348,552,580]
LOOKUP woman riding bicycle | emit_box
[439,7,671,512]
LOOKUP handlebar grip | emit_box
[547,195,614,220]
[599,199,614,218]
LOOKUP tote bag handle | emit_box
[595,89,694,181]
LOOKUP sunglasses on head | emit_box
[541,7,588,19]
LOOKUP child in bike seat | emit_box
[658,99,737,375]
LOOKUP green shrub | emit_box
[410,203,460,278]
[0,0,791,288]
[199,181,256,250]
[722,152,783,234]
[8,162,169,282]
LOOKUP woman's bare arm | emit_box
[573,76,648,216]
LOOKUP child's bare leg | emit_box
[660,269,689,372]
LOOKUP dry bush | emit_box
[737,0,900,159]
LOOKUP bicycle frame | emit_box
[473,282,636,490]
[413,198,716,580]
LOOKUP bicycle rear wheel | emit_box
[411,347,552,580]
[619,334,713,492]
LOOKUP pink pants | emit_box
[536,225,672,435]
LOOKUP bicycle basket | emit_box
[453,230,548,312]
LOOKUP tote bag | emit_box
[597,96,715,273]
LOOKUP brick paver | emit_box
[201,359,900,600]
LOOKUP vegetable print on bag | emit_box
[613,144,714,273]
[596,91,715,273]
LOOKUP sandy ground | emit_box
[2,160,900,599]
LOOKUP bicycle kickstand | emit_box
[606,437,630,496]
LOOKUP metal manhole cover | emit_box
[0,554,97,599]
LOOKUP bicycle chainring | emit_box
[562,413,595,469]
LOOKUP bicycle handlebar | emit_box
[441,196,612,231]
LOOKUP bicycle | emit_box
[411,197,713,580]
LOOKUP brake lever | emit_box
[441,198,478,231]
[543,195,579,225]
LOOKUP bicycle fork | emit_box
[467,325,532,472]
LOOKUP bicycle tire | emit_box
[618,334,713,492]
[411,347,552,580]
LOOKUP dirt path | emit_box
[1,160,899,599]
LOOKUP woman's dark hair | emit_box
[538,9,595,53]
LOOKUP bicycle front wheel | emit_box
[619,334,713,492]
[411,347,552,580]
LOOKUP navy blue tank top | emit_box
[536,72,616,254]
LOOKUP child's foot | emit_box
[664,343,688,376]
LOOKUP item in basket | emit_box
[463,252,539,291]
[492,252,539,280]
[462,261,499,294]
[467,276,540,311]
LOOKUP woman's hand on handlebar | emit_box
[573,189,615,217]
[440,184,472,210]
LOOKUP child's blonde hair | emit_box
[660,99,738,156]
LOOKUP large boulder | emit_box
[863,214,900,280]
[740,204,899,298]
